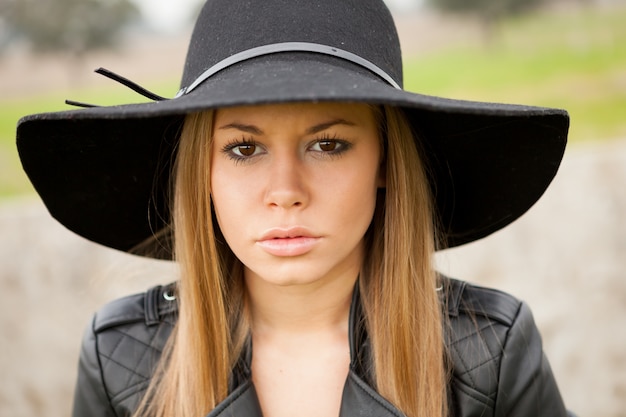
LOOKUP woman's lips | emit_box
[256,227,320,257]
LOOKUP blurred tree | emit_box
[0,0,139,56]
[426,0,551,36]
[427,0,547,18]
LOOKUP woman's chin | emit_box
[243,262,356,291]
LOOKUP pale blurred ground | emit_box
[1,8,625,417]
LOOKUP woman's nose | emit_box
[263,153,308,209]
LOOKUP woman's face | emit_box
[210,102,384,288]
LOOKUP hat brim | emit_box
[17,54,568,258]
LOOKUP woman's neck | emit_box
[245,269,355,417]
[244,270,357,336]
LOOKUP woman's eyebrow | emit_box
[217,118,355,135]
[217,123,264,135]
[306,119,355,135]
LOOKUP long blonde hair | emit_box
[134,104,446,417]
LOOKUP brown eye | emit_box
[236,144,257,156]
[317,140,337,152]
[222,140,263,161]
[309,138,352,156]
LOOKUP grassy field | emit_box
[1,5,625,197]
[403,5,626,143]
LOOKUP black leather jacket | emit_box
[72,278,572,417]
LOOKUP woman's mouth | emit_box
[256,228,321,257]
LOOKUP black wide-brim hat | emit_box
[17,0,568,259]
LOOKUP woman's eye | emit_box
[221,139,263,161]
[316,140,338,152]
[233,143,257,157]
[310,139,350,154]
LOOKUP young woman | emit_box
[17,0,574,416]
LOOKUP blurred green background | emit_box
[404,6,626,142]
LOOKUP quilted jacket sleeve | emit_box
[72,316,117,417]
[494,301,569,417]
[71,285,177,417]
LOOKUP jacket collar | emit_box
[206,284,406,417]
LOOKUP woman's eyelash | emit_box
[220,137,260,163]
[310,134,352,156]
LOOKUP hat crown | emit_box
[181,0,403,89]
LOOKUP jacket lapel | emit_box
[204,380,264,417]
[340,370,405,417]
[341,283,406,417]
